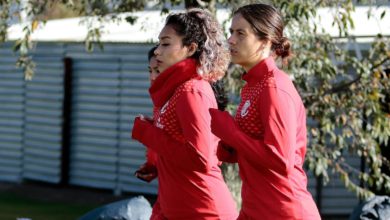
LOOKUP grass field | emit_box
[0,192,97,220]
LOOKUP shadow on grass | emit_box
[0,192,97,220]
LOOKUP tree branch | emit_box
[327,56,389,94]
[371,56,390,71]
[326,75,361,94]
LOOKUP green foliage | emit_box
[0,1,9,42]
[0,0,148,77]
[221,163,242,209]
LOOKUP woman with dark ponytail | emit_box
[209,3,321,220]
[131,8,237,220]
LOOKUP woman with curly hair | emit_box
[131,8,238,220]
[209,3,321,220]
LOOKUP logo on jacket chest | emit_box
[155,101,170,129]
[160,101,169,114]
[155,117,164,129]
[240,100,251,117]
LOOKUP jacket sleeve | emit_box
[132,90,216,173]
[146,149,158,166]
[145,107,159,166]
[220,86,297,175]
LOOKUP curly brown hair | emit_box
[165,8,230,81]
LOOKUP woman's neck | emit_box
[241,45,272,72]
[242,55,269,72]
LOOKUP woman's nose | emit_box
[154,46,161,55]
[227,35,235,45]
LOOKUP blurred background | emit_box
[0,0,389,219]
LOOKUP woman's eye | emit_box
[161,43,169,46]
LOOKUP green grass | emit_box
[0,192,97,220]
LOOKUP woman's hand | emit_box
[132,114,154,144]
[217,141,238,163]
[134,163,158,183]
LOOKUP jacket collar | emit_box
[242,56,276,84]
[149,58,198,107]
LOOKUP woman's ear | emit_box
[256,40,271,57]
[187,42,198,57]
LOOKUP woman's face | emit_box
[149,56,159,84]
[154,25,192,73]
[228,13,267,71]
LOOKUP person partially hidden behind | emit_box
[134,46,159,183]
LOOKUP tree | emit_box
[276,0,390,199]
[1,0,389,205]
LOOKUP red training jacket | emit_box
[215,57,321,220]
[132,59,238,220]
[145,107,159,166]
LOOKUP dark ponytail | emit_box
[274,37,291,65]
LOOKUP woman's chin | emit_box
[230,57,241,66]
[157,67,166,73]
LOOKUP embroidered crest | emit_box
[241,100,250,117]
[155,117,164,129]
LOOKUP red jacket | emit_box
[132,59,238,220]
[211,57,321,220]
[145,107,159,166]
